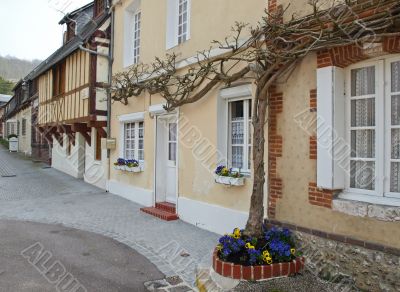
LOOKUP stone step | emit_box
[155,202,176,213]
[140,207,179,221]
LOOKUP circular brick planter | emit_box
[212,249,305,281]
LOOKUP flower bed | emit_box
[214,166,245,186]
[213,227,305,280]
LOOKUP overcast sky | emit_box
[0,0,92,61]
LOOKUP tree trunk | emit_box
[244,92,268,238]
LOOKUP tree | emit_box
[112,0,400,237]
[0,76,14,95]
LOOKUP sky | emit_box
[0,0,92,61]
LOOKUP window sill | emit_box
[332,192,400,222]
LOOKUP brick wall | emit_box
[308,182,334,209]
[268,89,283,218]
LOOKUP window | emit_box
[21,119,26,136]
[133,11,141,64]
[52,61,66,97]
[228,99,252,172]
[17,121,20,136]
[346,57,400,198]
[178,0,188,44]
[124,121,144,161]
[166,0,190,49]
[168,122,177,162]
[123,1,141,67]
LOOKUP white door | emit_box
[155,115,178,204]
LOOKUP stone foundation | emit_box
[295,232,400,292]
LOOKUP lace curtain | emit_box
[391,62,400,192]
[350,67,375,190]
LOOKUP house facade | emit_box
[33,0,111,189]
[2,81,34,155]
[109,0,400,290]
[108,0,267,229]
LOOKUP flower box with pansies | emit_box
[113,158,126,170]
[214,166,245,186]
[113,158,143,172]
[213,227,305,281]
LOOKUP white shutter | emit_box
[317,66,346,189]
[166,0,179,49]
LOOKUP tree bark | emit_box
[244,91,268,238]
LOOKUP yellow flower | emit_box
[291,248,296,255]
[266,257,273,265]
[245,243,255,249]
[262,250,270,257]
[217,244,222,251]
[233,228,241,239]
[221,167,229,176]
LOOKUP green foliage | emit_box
[0,76,14,95]
[0,138,9,148]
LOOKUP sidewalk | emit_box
[0,148,219,287]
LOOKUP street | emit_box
[0,149,219,291]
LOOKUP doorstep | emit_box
[140,202,179,221]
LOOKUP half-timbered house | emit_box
[31,0,111,188]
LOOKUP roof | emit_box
[27,12,109,80]
[0,94,12,103]
[58,2,94,25]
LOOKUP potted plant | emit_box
[215,165,245,186]
[125,159,142,173]
[213,227,305,280]
[113,158,126,170]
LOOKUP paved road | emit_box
[0,220,163,292]
[0,149,219,288]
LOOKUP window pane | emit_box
[351,66,375,96]
[391,162,400,193]
[351,130,375,158]
[169,123,177,142]
[391,61,400,93]
[139,139,144,150]
[231,100,244,119]
[232,146,243,169]
[392,95,400,125]
[391,129,400,159]
[138,149,144,161]
[351,99,375,127]
[169,143,176,161]
[232,120,244,144]
[350,160,375,190]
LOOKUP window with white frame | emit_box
[166,0,190,49]
[133,11,141,64]
[228,99,252,172]
[123,0,141,67]
[177,0,188,44]
[124,121,144,161]
[346,56,400,198]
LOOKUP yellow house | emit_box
[109,0,400,290]
[108,0,268,232]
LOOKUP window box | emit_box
[125,166,143,173]
[114,165,125,171]
[215,175,245,186]
[214,165,245,186]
